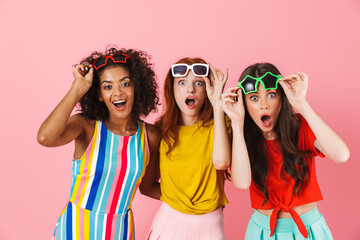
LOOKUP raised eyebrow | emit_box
[119,76,130,81]
[101,80,112,85]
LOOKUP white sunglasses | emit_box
[171,63,209,77]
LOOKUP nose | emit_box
[113,84,123,96]
[260,98,269,110]
[187,83,195,93]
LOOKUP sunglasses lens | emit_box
[93,58,106,69]
[112,54,127,63]
[172,65,188,76]
[262,74,279,89]
[241,78,257,94]
[193,65,208,76]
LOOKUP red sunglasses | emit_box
[92,53,130,70]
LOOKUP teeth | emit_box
[113,100,126,104]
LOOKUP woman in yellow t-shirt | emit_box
[140,57,231,239]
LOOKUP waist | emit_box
[64,201,132,217]
[257,202,317,218]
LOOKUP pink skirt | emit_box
[147,202,225,240]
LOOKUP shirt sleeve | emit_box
[297,115,325,158]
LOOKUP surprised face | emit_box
[245,83,282,139]
[173,70,207,125]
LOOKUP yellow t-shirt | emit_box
[160,119,229,215]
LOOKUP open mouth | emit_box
[185,97,196,107]
[261,114,272,127]
[113,100,127,108]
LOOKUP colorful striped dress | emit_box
[53,120,149,240]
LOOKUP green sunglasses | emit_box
[238,72,281,94]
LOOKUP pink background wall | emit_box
[1,0,359,239]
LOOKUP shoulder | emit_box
[70,113,95,136]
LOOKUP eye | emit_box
[268,92,276,98]
[121,81,130,87]
[195,81,204,86]
[250,95,258,101]
[178,80,185,85]
[104,85,112,90]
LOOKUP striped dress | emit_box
[53,120,149,240]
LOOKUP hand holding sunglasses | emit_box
[204,64,228,109]
[221,86,245,122]
[279,72,309,113]
[73,64,94,94]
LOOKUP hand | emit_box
[221,86,245,122]
[279,72,308,112]
[202,64,228,110]
[72,64,94,94]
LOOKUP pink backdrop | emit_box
[0,0,359,239]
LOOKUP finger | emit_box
[222,92,238,98]
[224,86,239,93]
[202,76,211,89]
[279,80,293,97]
[87,67,94,78]
[223,69,228,83]
[209,64,219,80]
[236,87,244,104]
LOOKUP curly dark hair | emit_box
[77,47,159,120]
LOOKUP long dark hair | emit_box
[240,63,311,204]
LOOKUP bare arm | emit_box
[280,72,350,163]
[139,123,162,200]
[203,65,231,170]
[222,87,252,189]
[37,65,94,147]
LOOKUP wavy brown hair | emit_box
[78,47,159,120]
[156,57,213,154]
[240,62,311,204]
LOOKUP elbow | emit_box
[139,184,147,196]
[37,132,54,147]
[335,149,350,164]
[37,133,48,146]
[233,179,251,189]
[213,157,231,170]
[214,161,230,170]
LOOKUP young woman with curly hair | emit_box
[37,47,161,240]
[141,57,233,240]
[222,62,350,239]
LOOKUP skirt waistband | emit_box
[159,202,223,224]
[252,205,321,231]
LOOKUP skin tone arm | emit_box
[139,124,162,200]
[203,64,231,170]
[37,65,94,150]
[221,87,252,189]
[279,72,350,163]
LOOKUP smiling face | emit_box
[244,83,282,139]
[98,65,134,120]
[173,70,207,125]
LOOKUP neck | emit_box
[179,114,201,126]
[262,130,277,140]
[105,115,138,136]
